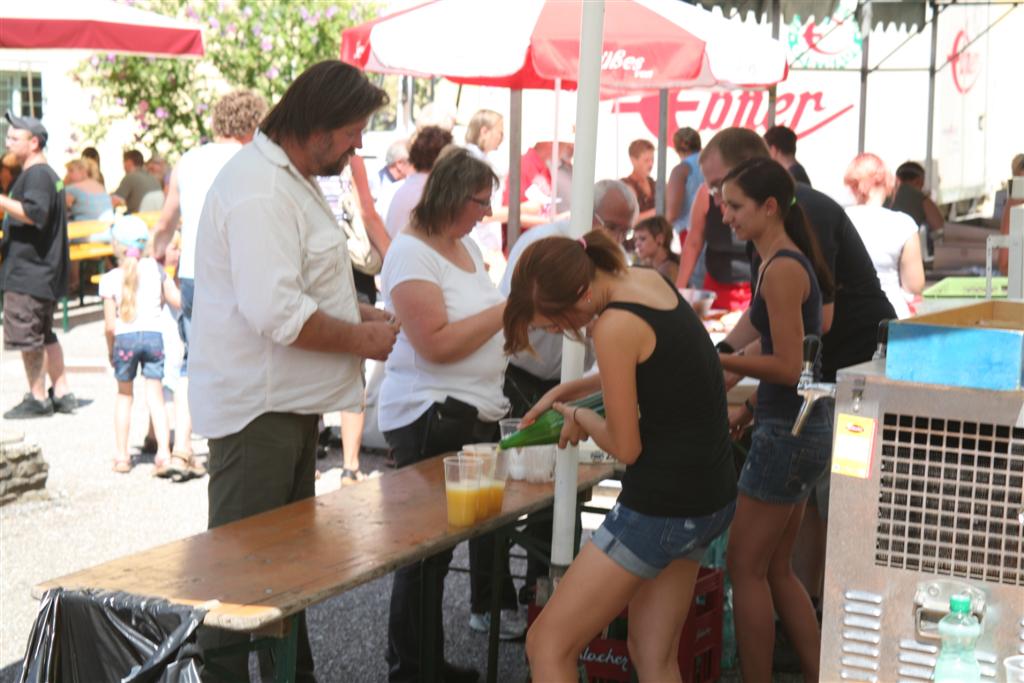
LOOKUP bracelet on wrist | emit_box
[743,398,755,415]
[715,340,735,354]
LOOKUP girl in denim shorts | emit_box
[716,158,836,682]
[504,228,737,682]
[99,216,181,474]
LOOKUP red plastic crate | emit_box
[527,567,724,682]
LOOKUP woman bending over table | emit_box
[505,229,736,682]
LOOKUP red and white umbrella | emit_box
[0,0,204,57]
[341,0,786,91]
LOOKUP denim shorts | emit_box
[113,331,165,382]
[591,500,736,579]
[738,404,833,505]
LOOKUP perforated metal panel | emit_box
[875,413,1024,586]
[822,363,1024,683]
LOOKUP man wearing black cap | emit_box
[0,111,76,418]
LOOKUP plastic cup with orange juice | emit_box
[480,449,509,518]
[444,455,481,526]
[462,444,509,520]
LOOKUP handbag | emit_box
[337,182,383,276]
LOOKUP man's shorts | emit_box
[2,291,58,351]
[112,331,165,382]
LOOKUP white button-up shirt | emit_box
[189,131,363,439]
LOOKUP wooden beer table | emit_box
[33,455,614,682]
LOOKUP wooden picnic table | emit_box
[34,454,615,682]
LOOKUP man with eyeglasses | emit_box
[497,178,637,604]
[675,150,754,311]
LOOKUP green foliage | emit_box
[73,0,379,160]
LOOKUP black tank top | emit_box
[748,249,823,421]
[604,279,737,518]
[704,202,752,284]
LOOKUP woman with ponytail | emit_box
[99,216,181,475]
[505,229,736,682]
[715,157,833,681]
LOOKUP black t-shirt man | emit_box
[789,161,812,187]
[750,183,895,381]
[0,164,69,301]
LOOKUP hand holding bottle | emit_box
[521,374,603,427]
[550,402,589,449]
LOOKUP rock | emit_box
[0,433,49,505]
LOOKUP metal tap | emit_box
[872,319,890,361]
[792,335,836,436]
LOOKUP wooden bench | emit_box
[33,455,614,682]
[59,220,115,331]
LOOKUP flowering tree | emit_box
[74,0,378,160]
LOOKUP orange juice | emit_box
[476,481,506,519]
[446,483,478,526]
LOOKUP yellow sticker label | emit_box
[831,413,877,479]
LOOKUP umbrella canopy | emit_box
[0,0,204,57]
[341,0,787,91]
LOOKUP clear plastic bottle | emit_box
[933,594,982,683]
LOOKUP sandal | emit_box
[340,468,367,485]
[112,459,132,474]
[153,458,174,478]
[167,453,194,483]
[169,452,208,483]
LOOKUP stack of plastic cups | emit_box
[499,419,526,481]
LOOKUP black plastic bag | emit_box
[20,588,206,683]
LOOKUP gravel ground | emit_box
[0,307,531,682]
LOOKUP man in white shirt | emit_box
[151,89,267,480]
[189,61,399,683]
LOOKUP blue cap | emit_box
[110,215,149,250]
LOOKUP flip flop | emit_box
[112,459,132,474]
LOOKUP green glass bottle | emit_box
[498,392,605,450]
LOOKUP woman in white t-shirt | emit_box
[844,153,925,318]
[379,147,514,682]
[99,216,180,475]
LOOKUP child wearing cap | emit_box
[99,216,181,475]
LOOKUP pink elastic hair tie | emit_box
[578,236,587,249]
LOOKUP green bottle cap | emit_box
[949,594,971,613]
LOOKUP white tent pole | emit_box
[508,89,523,249]
[767,0,779,126]
[614,97,621,178]
[550,78,562,218]
[857,0,872,154]
[551,0,605,578]
[925,0,939,193]
[655,88,668,215]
